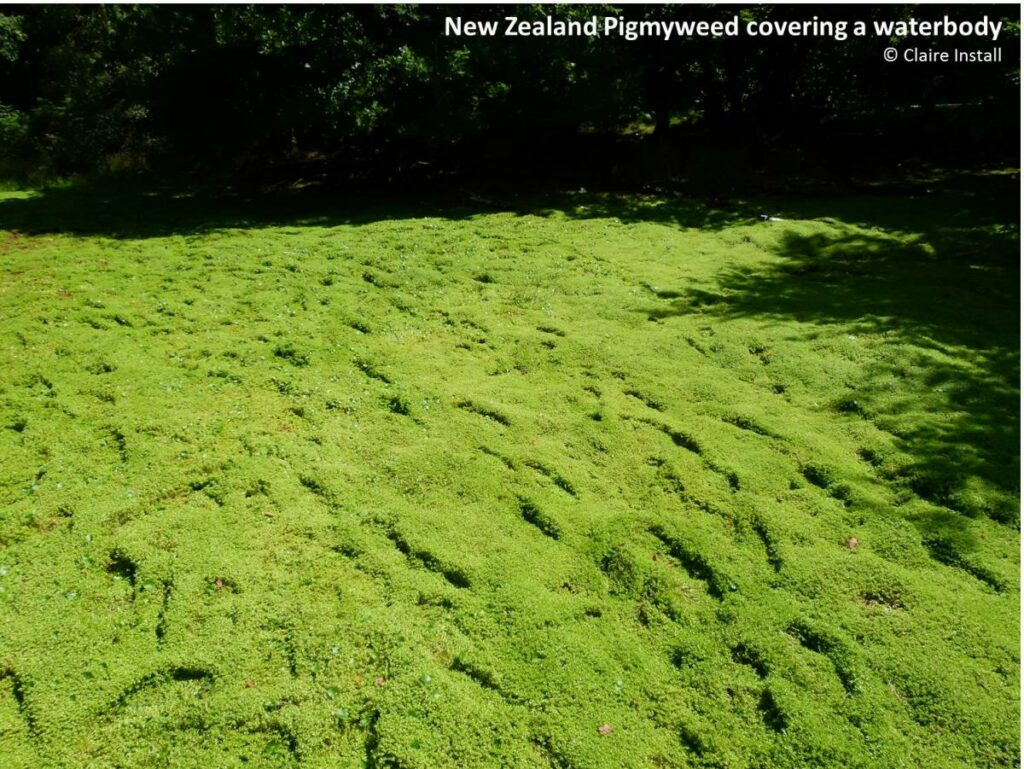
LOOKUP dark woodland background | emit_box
[0,5,1019,192]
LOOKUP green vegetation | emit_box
[0,172,1018,768]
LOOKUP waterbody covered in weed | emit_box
[0,173,1018,768]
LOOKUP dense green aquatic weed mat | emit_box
[0,177,1018,768]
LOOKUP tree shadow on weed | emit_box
[527,191,748,230]
[650,174,1019,531]
[0,178,749,240]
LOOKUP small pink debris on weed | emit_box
[598,723,612,735]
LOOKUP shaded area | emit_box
[2,167,1012,241]
[0,179,750,240]
[655,172,1020,529]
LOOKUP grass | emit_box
[0,172,1018,768]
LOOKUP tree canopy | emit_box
[0,5,1018,181]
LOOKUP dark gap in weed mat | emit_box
[678,725,711,757]
[276,627,300,678]
[531,735,575,769]
[0,664,39,740]
[786,621,834,657]
[689,495,730,522]
[299,475,329,498]
[456,399,510,427]
[188,477,226,506]
[637,418,742,495]
[751,516,784,573]
[600,545,647,599]
[383,527,471,589]
[242,481,268,499]
[271,377,295,395]
[642,282,688,301]
[255,722,302,763]
[828,485,853,507]
[169,667,213,683]
[354,359,391,384]
[859,585,907,612]
[757,687,788,733]
[523,460,577,497]
[85,360,115,375]
[114,666,214,709]
[655,465,687,504]
[710,464,742,492]
[748,344,772,365]
[648,525,734,600]
[108,427,128,462]
[329,540,362,561]
[731,643,770,679]
[363,708,382,769]
[786,621,859,695]
[154,577,174,645]
[722,414,774,437]
[624,388,666,412]
[450,657,506,697]
[668,645,693,671]
[273,344,310,367]
[857,447,885,468]
[517,497,561,540]
[640,417,702,456]
[800,465,832,490]
[106,549,138,597]
[921,536,1005,593]
[362,270,395,289]
[385,395,411,416]
[478,445,515,470]
[801,464,852,507]
[833,396,869,418]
